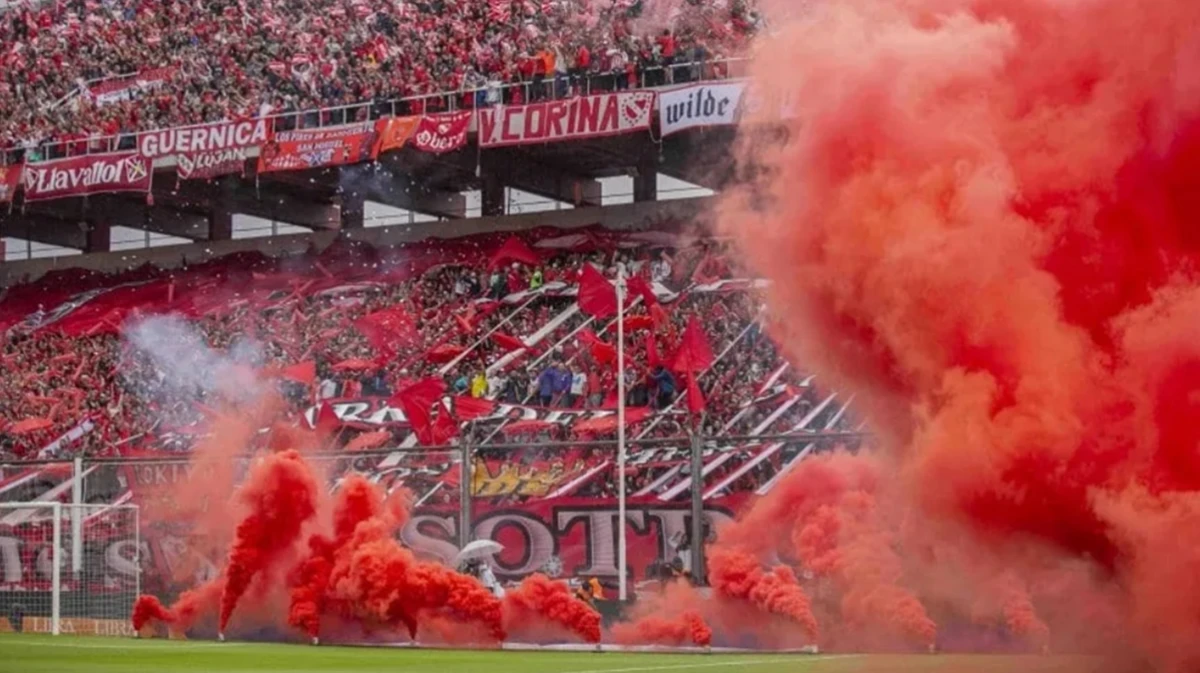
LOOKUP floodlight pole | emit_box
[616,263,628,602]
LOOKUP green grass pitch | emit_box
[0,634,1099,673]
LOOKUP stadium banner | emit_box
[21,152,152,202]
[0,488,742,599]
[478,91,656,148]
[86,67,176,107]
[138,119,272,159]
[0,163,21,203]
[302,396,659,432]
[257,121,381,173]
[658,82,746,136]
[176,147,247,181]
[374,116,421,154]
[411,111,472,154]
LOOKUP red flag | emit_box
[390,377,445,445]
[671,316,714,373]
[491,332,525,352]
[626,274,657,306]
[646,333,660,369]
[345,429,392,451]
[426,343,466,364]
[650,303,670,330]
[606,315,653,333]
[276,360,316,386]
[454,308,475,334]
[312,402,341,436]
[431,401,459,445]
[356,307,417,359]
[578,328,616,366]
[453,395,497,421]
[686,372,706,414]
[331,358,375,372]
[578,264,617,318]
[571,407,652,435]
[488,236,541,269]
[10,417,53,434]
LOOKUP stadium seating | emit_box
[0,0,762,159]
[0,227,857,502]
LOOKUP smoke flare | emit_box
[131,595,174,633]
[219,450,320,633]
[707,548,819,642]
[503,574,602,644]
[719,0,1200,666]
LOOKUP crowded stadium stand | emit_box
[0,0,862,629]
[1,0,760,160]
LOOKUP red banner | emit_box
[257,121,381,173]
[411,111,472,154]
[374,116,421,155]
[176,148,247,181]
[138,119,272,159]
[478,92,655,148]
[0,163,21,203]
[21,152,152,202]
[87,67,176,107]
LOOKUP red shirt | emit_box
[657,35,676,58]
[575,46,590,69]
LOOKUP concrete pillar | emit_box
[84,221,110,253]
[633,159,657,203]
[340,190,365,230]
[481,172,505,217]
[209,208,233,241]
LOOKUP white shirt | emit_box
[479,565,505,598]
[570,372,587,396]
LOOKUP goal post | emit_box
[0,502,141,637]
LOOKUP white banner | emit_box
[658,82,746,136]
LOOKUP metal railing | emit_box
[2,57,748,165]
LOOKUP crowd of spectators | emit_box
[1,0,762,159]
[0,232,859,506]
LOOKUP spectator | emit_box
[470,371,488,399]
[569,368,587,408]
[537,363,560,407]
[650,365,676,410]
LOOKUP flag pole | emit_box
[615,262,628,602]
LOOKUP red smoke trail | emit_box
[132,595,174,633]
[325,516,505,642]
[721,0,1200,666]
[611,612,712,648]
[707,547,819,641]
[133,579,224,635]
[502,574,602,644]
[219,449,320,633]
[287,475,401,639]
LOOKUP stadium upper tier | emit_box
[0,227,858,501]
[0,0,760,158]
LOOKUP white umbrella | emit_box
[453,539,504,567]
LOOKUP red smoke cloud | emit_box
[707,547,819,642]
[219,450,320,633]
[132,595,174,633]
[503,574,602,644]
[611,612,712,648]
[135,456,608,647]
[719,0,1200,666]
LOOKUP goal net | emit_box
[0,502,140,636]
